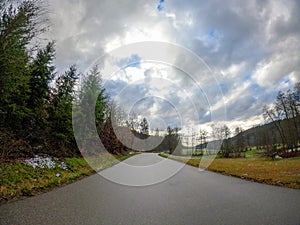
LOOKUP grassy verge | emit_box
[0,152,138,203]
[159,153,300,189]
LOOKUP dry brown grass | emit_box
[163,154,300,189]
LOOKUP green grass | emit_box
[160,153,300,189]
[0,152,138,203]
[159,153,168,159]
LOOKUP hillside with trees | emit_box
[0,0,131,161]
[209,83,300,158]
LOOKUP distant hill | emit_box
[198,115,300,153]
[226,115,300,150]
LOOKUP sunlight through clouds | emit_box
[46,0,300,131]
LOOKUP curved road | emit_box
[1,153,300,225]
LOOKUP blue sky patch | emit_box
[208,28,217,38]
[157,0,165,11]
[117,54,141,68]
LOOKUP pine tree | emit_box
[28,41,55,128]
[75,65,107,140]
[0,1,41,129]
[140,117,149,135]
[48,65,79,154]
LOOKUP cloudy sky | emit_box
[46,0,300,135]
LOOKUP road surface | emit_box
[1,153,300,225]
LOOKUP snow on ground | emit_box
[24,155,68,170]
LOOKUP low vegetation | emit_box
[0,153,137,203]
[159,152,300,189]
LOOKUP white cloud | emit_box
[45,0,300,133]
[253,42,300,87]
[220,62,246,79]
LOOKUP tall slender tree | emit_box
[0,0,43,129]
[28,41,55,127]
[48,65,79,154]
[140,117,149,135]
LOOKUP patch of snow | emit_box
[58,162,68,170]
[24,155,55,169]
[24,155,68,170]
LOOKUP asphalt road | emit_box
[1,153,300,225]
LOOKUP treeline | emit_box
[151,126,182,154]
[207,125,246,158]
[0,0,182,161]
[0,1,130,161]
[215,83,300,158]
[262,83,300,157]
[125,116,181,154]
[0,1,73,160]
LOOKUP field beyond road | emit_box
[159,153,300,189]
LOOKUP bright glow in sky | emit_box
[46,0,300,137]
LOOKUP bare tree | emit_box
[220,125,232,157]
[198,129,208,155]
[233,127,246,157]
[263,105,287,150]
[199,129,208,145]
[263,83,300,157]
[211,124,232,157]
[166,126,180,154]
[155,128,159,136]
